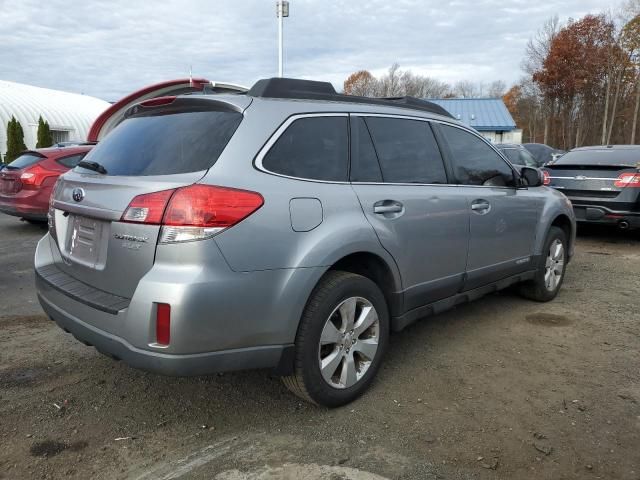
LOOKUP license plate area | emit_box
[63,214,109,269]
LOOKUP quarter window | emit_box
[438,125,515,186]
[56,153,86,169]
[365,117,447,184]
[262,117,348,181]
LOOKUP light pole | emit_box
[276,1,289,77]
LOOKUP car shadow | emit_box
[575,223,640,245]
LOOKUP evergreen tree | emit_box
[5,117,27,163]
[36,116,53,148]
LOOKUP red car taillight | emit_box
[614,172,640,188]
[542,170,551,186]
[121,184,264,243]
[20,164,58,188]
[121,189,175,224]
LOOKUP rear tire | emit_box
[282,271,389,407]
[519,226,567,302]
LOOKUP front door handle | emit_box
[373,200,404,215]
[471,200,491,214]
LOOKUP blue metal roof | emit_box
[425,98,516,132]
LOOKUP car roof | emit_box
[169,77,462,124]
[495,143,522,149]
[571,145,640,152]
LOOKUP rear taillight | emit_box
[121,185,263,243]
[614,172,640,188]
[20,164,57,188]
[542,170,551,185]
[121,189,175,224]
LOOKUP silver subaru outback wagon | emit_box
[35,78,575,407]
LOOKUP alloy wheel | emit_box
[318,297,380,389]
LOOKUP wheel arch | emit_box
[549,213,574,258]
[327,251,403,318]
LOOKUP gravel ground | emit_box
[0,213,639,480]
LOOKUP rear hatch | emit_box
[48,95,249,299]
[545,148,640,207]
[0,152,46,195]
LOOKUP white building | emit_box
[0,80,109,157]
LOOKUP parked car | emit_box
[495,143,539,168]
[35,78,575,407]
[523,143,565,166]
[543,145,640,230]
[0,146,92,222]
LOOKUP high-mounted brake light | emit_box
[542,170,551,186]
[20,164,57,188]
[139,96,177,108]
[614,172,640,188]
[120,185,264,243]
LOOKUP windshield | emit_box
[75,109,242,176]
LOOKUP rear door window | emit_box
[262,116,348,181]
[76,109,242,176]
[438,125,515,186]
[364,117,447,184]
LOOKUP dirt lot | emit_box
[0,213,639,480]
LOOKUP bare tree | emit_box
[453,80,477,98]
[487,80,507,98]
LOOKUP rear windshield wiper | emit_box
[77,160,108,175]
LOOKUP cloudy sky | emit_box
[0,0,615,101]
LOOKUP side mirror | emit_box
[520,167,544,187]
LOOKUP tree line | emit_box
[2,116,53,163]
[343,3,640,149]
[506,6,639,148]
[344,64,507,99]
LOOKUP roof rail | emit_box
[247,78,454,118]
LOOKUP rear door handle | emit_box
[471,200,491,213]
[373,200,404,214]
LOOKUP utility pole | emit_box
[276,1,289,77]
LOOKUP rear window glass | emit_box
[6,153,43,170]
[553,149,640,167]
[262,117,348,181]
[77,110,242,176]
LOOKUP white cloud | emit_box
[0,0,614,100]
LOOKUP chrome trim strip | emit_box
[549,176,618,181]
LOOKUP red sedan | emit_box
[0,145,93,222]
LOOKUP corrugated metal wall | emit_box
[0,81,109,156]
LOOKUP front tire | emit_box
[282,271,389,407]
[519,226,568,302]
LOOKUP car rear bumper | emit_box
[571,203,640,228]
[35,234,323,376]
[0,190,50,220]
[38,290,290,376]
